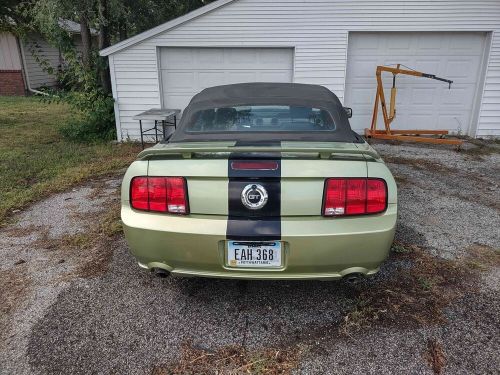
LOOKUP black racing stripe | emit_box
[226,147,281,241]
[228,176,280,217]
[225,218,281,241]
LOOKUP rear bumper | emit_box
[122,205,397,280]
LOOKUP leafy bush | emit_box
[41,50,116,143]
[58,93,116,143]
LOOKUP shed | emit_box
[0,21,96,95]
[100,0,500,139]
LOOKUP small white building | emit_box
[100,0,500,140]
[0,21,95,95]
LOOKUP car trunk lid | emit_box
[146,141,375,217]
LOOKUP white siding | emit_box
[20,34,60,88]
[0,33,22,70]
[478,31,500,137]
[109,0,500,140]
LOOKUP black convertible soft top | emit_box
[169,82,361,143]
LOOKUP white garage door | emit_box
[345,32,487,135]
[160,47,294,111]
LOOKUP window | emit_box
[187,105,336,133]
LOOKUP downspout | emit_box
[15,36,28,94]
[17,37,49,96]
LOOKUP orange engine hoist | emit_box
[365,64,463,146]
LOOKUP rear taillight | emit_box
[323,178,387,216]
[165,177,188,214]
[130,177,188,214]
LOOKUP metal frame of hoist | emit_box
[364,64,463,146]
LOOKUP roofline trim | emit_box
[99,0,237,56]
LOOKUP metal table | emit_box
[133,108,180,149]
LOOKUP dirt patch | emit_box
[424,338,446,375]
[32,228,63,250]
[151,342,302,375]
[383,156,459,176]
[55,199,121,279]
[18,194,122,280]
[383,154,500,211]
[339,243,499,334]
[458,138,500,160]
[71,197,122,278]
[3,224,42,238]
[0,267,30,345]
[393,174,409,186]
[463,244,500,270]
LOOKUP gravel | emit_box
[0,179,119,375]
[375,142,500,258]
[0,142,498,374]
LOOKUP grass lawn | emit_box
[0,96,141,224]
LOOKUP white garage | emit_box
[345,32,488,135]
[159,47,293,110]
[100,0,500,140]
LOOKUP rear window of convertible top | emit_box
[186,105,336,133]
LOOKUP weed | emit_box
[424,338,446,374]
[61,232,94,249]
[151,342,302,375]
[0,267,30,343]
[341,297,380,334]
[418,277,433,291]
[391,241,413,254]
[99,199,122,237]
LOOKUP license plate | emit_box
[227,241,282,268]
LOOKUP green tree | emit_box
[5,0,215,142]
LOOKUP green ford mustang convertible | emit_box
[121,82,397,280]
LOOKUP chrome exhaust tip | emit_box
[152,268,170,278]
[343,273,364,284]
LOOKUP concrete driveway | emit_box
[1,142,499,374]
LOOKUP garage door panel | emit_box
[385,35,414,53]
[411,87,437,105]
[348,59,379,80]
[448,34,485,55]
[227,49,257,65]
[160,48,194,69]
[258,70,292,81]
[437,114,470,132]
[350,33,381,50]
[416,35,444,51]
[345,32,486,134]
[259,49,293,64]
[164,72,195,90]
[160,47,293,111]
[346,87,373,106]
[396,113,437,130]
[439,86,475,107]
[445,59,481,82]
[197,49,224,67]
[226,71,258,83]
[413,59,441,74]
[198,71,226,89]
[164,94,196,111]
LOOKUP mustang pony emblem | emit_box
[241,184,268,210]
